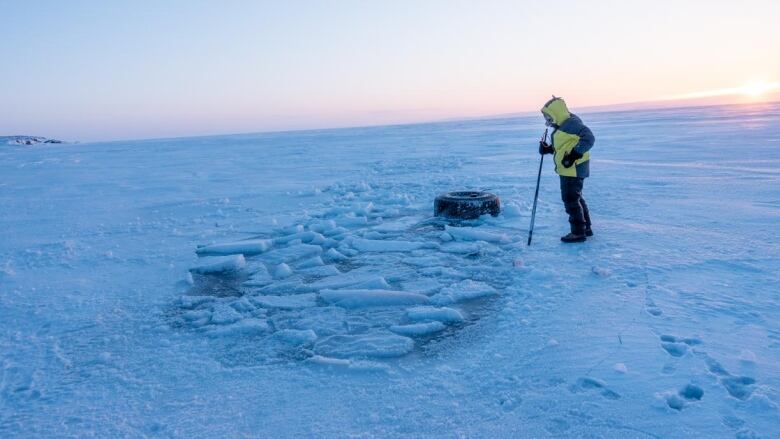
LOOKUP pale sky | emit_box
[1,0,779,141]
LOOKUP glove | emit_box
[561,149,583,168]
[538,141,554,155]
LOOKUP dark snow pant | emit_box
[560,176,591,235]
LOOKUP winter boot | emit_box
[561,232,587,243]
[585,227,593,237]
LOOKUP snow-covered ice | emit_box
[1,103,780,437]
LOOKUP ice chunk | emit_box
[280,224,304,234]
[230,297,256,313]
[196,239,273,256]
[324,248,349,262]
[256,279,314,294]
[307,219,337,234]
[337,215,368,228]
[440,241,500,256]
[403,255,444,268]
[296,256,324,268]
[242,266,273,287]
[251,293,317,309]
[274,329,317,345]
[373,216,420,233]
[309,272,390,290]
[278,306,346,336]
[431,280,498,305]
[389,321,446,337]
[406,306,465,323]
[351,238,428,252]
[401,278,442,295]
[445,225,508,243]
[320,289,429,308]
[206,318,269,337]
[274,231,326,246]
[210,303,243,324]
[352,238,430,252]
[189,255,246,274]
[298,264,341,277]
[273,263,293,279]
[260,244,322,265]
[323,226,349,237]
[308,355,351,367]
[181,309,211,322]
[314,331,414,358]
[179,295,215,309]
[419,266,468,279]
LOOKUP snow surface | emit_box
[1,103,780,437]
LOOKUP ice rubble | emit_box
[179,188,517,363]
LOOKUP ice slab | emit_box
[314,331,414,358]
[274,231,326,246]
[298,264,341,277]
[255,279,314,295]
[439,242,500,256]
[252,293,318,309]
[401,278,442,295]
[320,289,430,308]
[242,266,273,287]
[179,295,216,309]
[389,321,446,337]
[351,238,429,252]
[274,306,347,336]
[444,225,508,243]
[196,239,273,256]
[205,318,270,337]
[273,263,293,279]
[210,303,243,324]
[307,219,337,233]
[324,248,349,262]
[260,244,322,265]
[406,306,465,323]
[431,280,498,305]
[189,255,246,274]
[308,272,391,290]
[372,216,421,233]
[295,256,324,268]
[273,329,317,345]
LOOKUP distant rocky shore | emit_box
[2,136,67,146]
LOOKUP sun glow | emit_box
[663,79,780,102]
[739,80,775,97]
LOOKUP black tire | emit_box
[434,191,500,219]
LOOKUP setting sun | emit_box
[663,79,780,102]
[739,80,777,97]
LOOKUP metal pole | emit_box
[527,129,548,246]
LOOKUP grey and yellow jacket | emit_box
[541,98,594,178]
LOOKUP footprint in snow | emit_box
[645,298,663,317]
[705,356,757,401]
[659,334,702,357]
[569,377,621,400]
[661,383,704,411]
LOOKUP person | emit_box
[538,96,595,243]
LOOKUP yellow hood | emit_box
[541,97,571,125]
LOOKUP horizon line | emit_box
[12,95,780,145]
